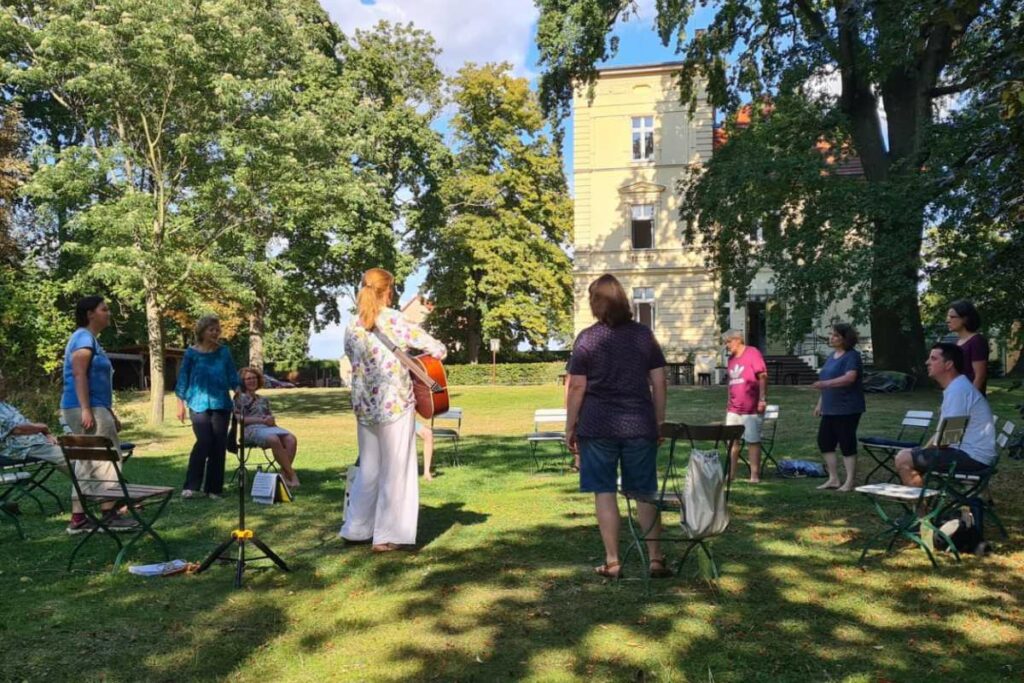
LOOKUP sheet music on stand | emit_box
[251,471,291,505]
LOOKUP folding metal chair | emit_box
[859,410,934,483]
[0,453,65,516]
[431,408,463,467]
[525,409,569,471]
[933,418,1015,540]
[737,404,780,476]
[0,457,32,539]
[621,422,743,591]
[855,416,968,568]
[59,435,174,571]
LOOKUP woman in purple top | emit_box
[565,274,669,580]
[947,300,987,395]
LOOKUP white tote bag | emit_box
[680,449,730,539]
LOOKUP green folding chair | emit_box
[432,408,463,467]
[855,416,969,568]
[621,422,743,592]
[59,435,174,571]
[737,404,781,476]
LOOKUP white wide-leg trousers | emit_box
[340,409,419,545]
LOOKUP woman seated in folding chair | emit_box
[565,274,670,580]
[236,367,300,489]
[0,370,66,473]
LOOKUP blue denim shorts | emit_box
[578,437,658,495]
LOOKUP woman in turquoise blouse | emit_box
[175,315,238,498]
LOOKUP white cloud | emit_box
[320,0,539,77]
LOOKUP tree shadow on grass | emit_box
[363,511,1024,682]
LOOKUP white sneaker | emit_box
[181,489,195,499]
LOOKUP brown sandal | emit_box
[594,560,623,579]
[372,543,401,553]
[649,557,674,579]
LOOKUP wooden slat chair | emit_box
[855,416,969,568]
[525,408,569,471]
[933,419,1016,540]
[737,404,781,476]
[431,408,463,467]
[59,435,174,571]
[859,410,934,483]
[622,422,743,591]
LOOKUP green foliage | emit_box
[0,103,27,258]
[424,63,574,362]
[264,321,312,373]
[0,263,72,381]
[0,3,449,416]
[535,0,1016,375]
[678,94,874,348]
[445,361,565,386]
[921,7,1024,361]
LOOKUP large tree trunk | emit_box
[867,209,927,377]
[840,70,928,377]
[144,281,166,424]
[248,299,265,371]
[465,326,481,364]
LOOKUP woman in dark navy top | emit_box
[811,323,865,492]
[565,274,669,580]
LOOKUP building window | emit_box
[631,116,654,161]
[630,204,654,249]
[633,287,655,329]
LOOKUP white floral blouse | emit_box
[344,308,446,426]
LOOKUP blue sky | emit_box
[309,1,707,359]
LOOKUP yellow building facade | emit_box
[571,62,719,365]
[571,62,870,370]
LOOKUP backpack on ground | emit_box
[778,459,827,478]
[935,496,986,555]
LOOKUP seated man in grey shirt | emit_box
[894,343,996,487]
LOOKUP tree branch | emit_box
[791,0,838,60]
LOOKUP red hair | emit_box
[356,268,394,330]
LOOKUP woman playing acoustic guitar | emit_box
[340,268,446,552]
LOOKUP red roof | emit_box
[713,104,863,177]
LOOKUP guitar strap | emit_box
[371,327,444,394]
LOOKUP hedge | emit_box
[444,361,564,386]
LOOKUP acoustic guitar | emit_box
[371,328,450,419]
[409,354,450,419]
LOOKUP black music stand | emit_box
[196,395,289,587]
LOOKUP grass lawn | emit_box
[2,382,1023,682]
